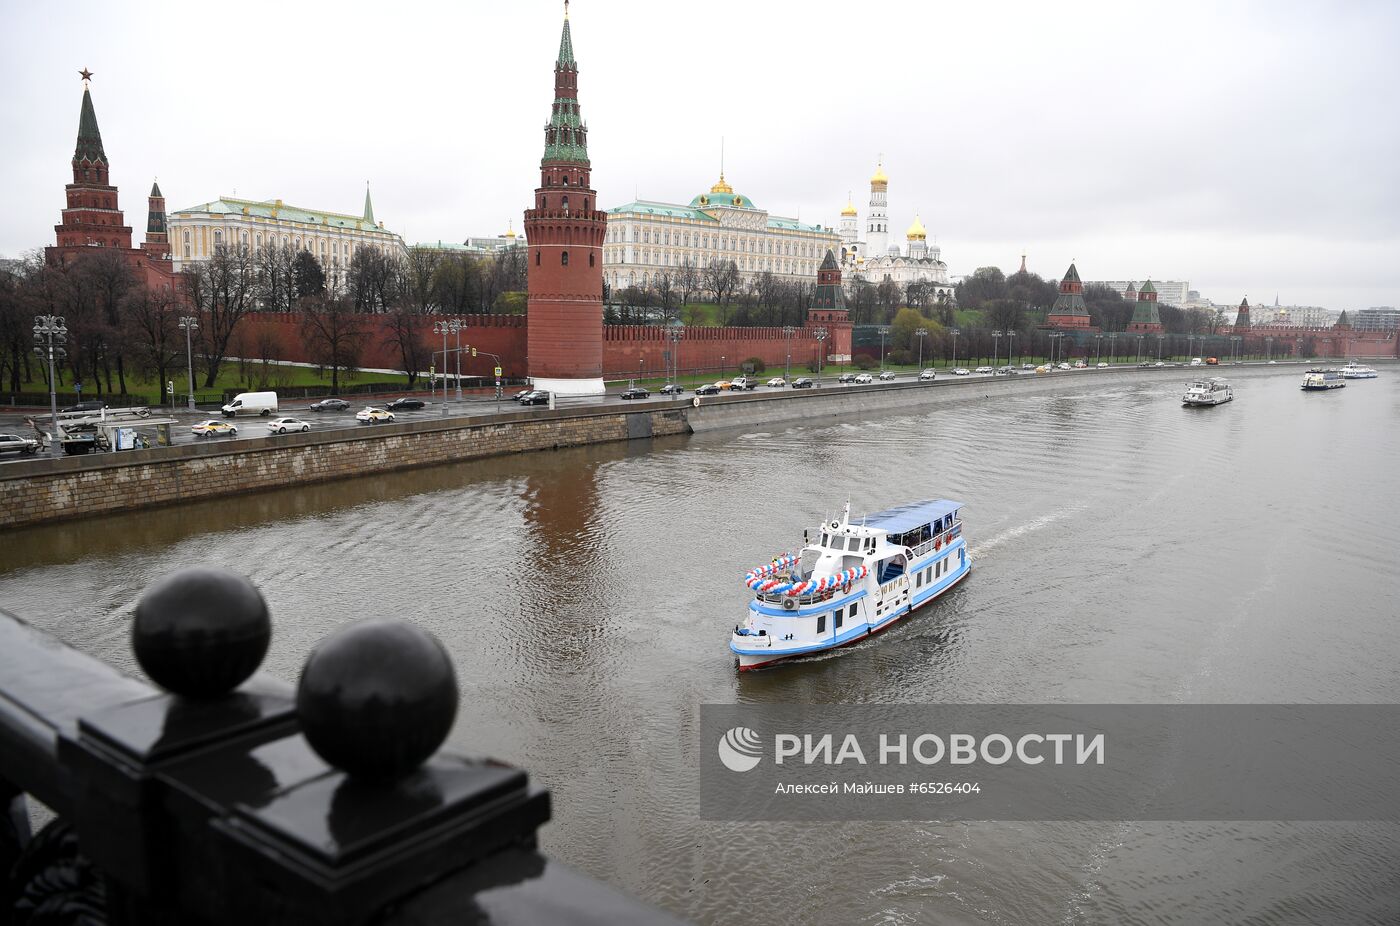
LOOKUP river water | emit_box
[3,365,1398,924]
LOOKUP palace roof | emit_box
[607,199,827,233]
[171,197,386,231]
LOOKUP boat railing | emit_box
[756,586,839,606]
[908,525,962,559]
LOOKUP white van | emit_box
[222,391,278,418]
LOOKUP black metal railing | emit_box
[0,568,683,925]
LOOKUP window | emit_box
[562,195,569,212]
[835,610,843,630]
[561,250,569,266]
[817,614,826,635]
[589,253,595,267]
[536,250,541,265]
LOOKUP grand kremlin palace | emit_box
[602,174,840,292]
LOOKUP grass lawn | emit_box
[16,361,415,404]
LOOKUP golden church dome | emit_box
[710,172,734,194]
[871,162,888,186]
[905,214,926,240]
[841,198,858,217]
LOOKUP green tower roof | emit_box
[74,87,106,164]
[363,184,375,224]
[1138,278,1157,294]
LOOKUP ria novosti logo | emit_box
[717,726,764,772]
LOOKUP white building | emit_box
[602,174,839,292]
[1089,279,1190,307]
[1250,304,1338,328]
[169,187,407,284]
[1353,307,1399,331]
[839,161,954,300]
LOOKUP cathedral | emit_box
[837,160,954,302]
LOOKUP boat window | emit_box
[847,537,861,552]
[817,614,826,634]
[835,610,843,630]
[820,532,829,547]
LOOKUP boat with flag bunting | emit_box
[730,500,970,670]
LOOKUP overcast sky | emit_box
[3,0,1397,309]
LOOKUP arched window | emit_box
[536,250,541,265]
[583,197,589,211]
[561,250,569,266]
[589,253,595,267]
[562,176,570,187]
[562,195,569,213]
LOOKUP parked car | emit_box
[791,378,814,389]
[919,369,937,381]
[854,372,874,384]
[765,377,787,388]
[308,397,349,411]
[386,398,426,411]
[267,417,310,434]
[517,390,550,406]
[355,407,395,424]
[659,383,686,395]
[695,383,722,396]
[191,420,238,438]
[1096,361,1110,368]
[878,370,897,381]
[620,386,650,400]
[61,400,106,414]
[838,372,857,383]
[729,376,757,390]
[0,433,40,455]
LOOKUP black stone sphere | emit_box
[296,618,458,783]
[132,568,271,699]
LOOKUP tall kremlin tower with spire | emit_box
[523,1,608,395]
[46,70,175,290]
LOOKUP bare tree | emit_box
[703,259,741,322]
[256,243,297,312]
[675,257,700,310]
[183,242,257,387]
[299,294,366,393]
[652,272,675,322]
[121,284,182,393]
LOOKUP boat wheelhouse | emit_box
[1301,369,1346,390]
[730,500,970,670]
[1182,377,1233,406]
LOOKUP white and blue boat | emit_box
[730,500,971,670]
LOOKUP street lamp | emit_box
[951,327,960,370]
[915,327,928,371]
[1266,336,1273,361]
[178,315,199,410]
[668,328,683,390]
[813,327,828,382]
[878,326,890,370]
[1046,331,1061,366]
[1108,331,1118,364]
[1094,333,1103,365]
[1156,334,1164,362]
[1136,335,1145,363]
[32,314,68,459]
[721,354,726,379]
[1006,330,1016,366]
[991,330,1003,370]
[783,325,795,382]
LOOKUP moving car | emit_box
[953,368,971,376]
[511,389,534,402]
[1190,357,1204,366]
[1035,365,1050,374]
[1154,361,1167,367]
[0,433,40,455]
[974,366,993,374]
[729,376,757,390]
[517,390,550,406]
[878,370,897,381]
[659,383,686,395]
[308,397,349,411]
[1096,362,1109,368]
[1057,362,1072,370]
[791,378,814,389]
[838,372,857,383]
[267,417,310,434]
[919,369,937,381]
[1022,362,1036,370]
[713,380,734,391]
[221,391,278,418]
[854,373,874,384]
[694,383,722,396]
[1073,360,1087,369]
[1205,357,1220,365]
[386,397,426,411]
[355,407,395,424]
[765,377,787,388]
[1137,361,1152,368]
[620,386,650,400]
[61,400,106,414]
[996,365,1014,375]
[191,420,238,438]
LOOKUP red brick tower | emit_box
[1234,296,1251,332]
[49,71,133,256]
[141,181,170,263]
[523,1,608,395]
[1126,279,1164,333]
[1045,262,1094,329]
[807,249,853,360]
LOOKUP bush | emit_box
[806,359,820,373]
[853,354,877,370]
[887,348,912,365]
[743,356,766,374]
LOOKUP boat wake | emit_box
[973,506,1086,558]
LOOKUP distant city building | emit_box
[1089,279,1190,306]
[414,224,527,257]
[1249,304,1337,328]
[1353,307,1400,331]
[168,187,407,284]
[603,174,838,292]
[838,160,954,301]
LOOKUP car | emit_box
[1267,359,1278,364]
[1096,362,1109,368]
[1072,360,1087,369]
[0,433,40,455]
[854,373,874,384]
[191,420,238,438]
[1205,357,1220,365]
[61,400,106,414]
[974,366,993,374]
[620,386,650,400]
[659,383,686,395]
[766,377,787,388]
[308,397,349,412]
[729,376,757,390]
[713,380,734,391]
[919,369,937,381]
[1137,361,1152,367]
[1001,368,1020,376]
[1057,362,1072,370]
[838,372,857,383]
[791,378,814,389]
[517,390,550,406]
[1035,365,1050,374]
[1190,357,1204,366]
[996,365,1015,375]
[694,383,722,396]
[511,389,534,402]
[952,367,971,376]
[267,417,311,434]
[878,370,897,381]
[386,398,426,411]
[355,407,395,423]
[1021,362,1036,370]
[1154,361,1166,367]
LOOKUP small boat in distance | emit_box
[1340,361,1378,379]
[1182,377,1233,406]
[1301,369,1346,390]
[730,500,970,670]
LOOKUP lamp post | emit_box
[1046,331,1060,367]
[915,327,928,371]
[1006,330,1016,367]
[32,315,67,459]
[813,327,828,383]
[783,325,795,382]
[991,330,1003,370]
[1266,336,1273,361]
[1156,334,1164,362]
[878,326,890,370]
[178,315,199,410]
[951,327,960,370]
[721,354,726,380]
[452,320,463,400]
[1094,333,1103,365]
[433,320,451,400]
[1108,331,1117,364]
[668,328,683,391]
[1136,335,1145,364]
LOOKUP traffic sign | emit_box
[494,366,502,377]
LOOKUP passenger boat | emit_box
[1301,369,1346,390]
[1182,377,1233,406]
[1340,361,1378,379]
[730,500,970,670]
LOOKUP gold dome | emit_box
[504,220,517,239]
[871,161,888,186]
[906,214,926,240]
[710,172,734,194]
[841,196,858,217]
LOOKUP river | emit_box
[2,364,1397,924]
